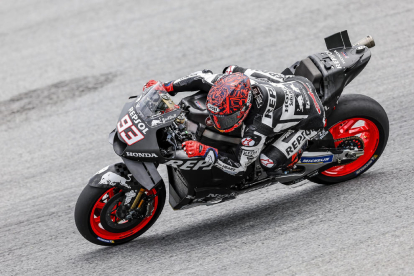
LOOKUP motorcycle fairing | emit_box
[285,31,372,117]
[88,163,140,189]
[122,157,162,190]
[168,150,336,210]
[112,100,181,163]
[88,161,163,190]
[309,48,371,117]
[308,32,372,116]
[167,157,254,210]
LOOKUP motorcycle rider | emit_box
[144,65,326,176]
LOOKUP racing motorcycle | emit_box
[75,31,389,246]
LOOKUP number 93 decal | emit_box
[117,115,144,145]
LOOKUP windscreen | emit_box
[135,82,179,120]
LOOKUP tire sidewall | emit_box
[309,94,389,184]
[74,183,166,246]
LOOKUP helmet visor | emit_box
[211,111,241,130]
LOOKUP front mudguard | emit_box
[88,159,162,191]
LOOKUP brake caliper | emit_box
[334,136,365,164]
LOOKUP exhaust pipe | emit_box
[353,35,375,48]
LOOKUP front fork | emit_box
[88,161,162,220]
[130,188,146,210]
[117,188,157,221]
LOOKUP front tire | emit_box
[74,184,165,246]
[309,94,389,185]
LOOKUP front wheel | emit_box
[74,183,165,246]
[309,94,389,185]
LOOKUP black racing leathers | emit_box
[164,66,326,176]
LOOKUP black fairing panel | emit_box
[308,46,371,117]
[112,130,127,155]
[112,100,181,163]
[88,162,164,190]
[180,91,209,123]
[286,31,372,117]
[167,158,247,210]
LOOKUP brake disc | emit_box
[100,192,145,233]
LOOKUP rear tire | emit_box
[74,184,165,246]
[308,94,389,185]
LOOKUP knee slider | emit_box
[259,147,287,171]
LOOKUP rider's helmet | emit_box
[206,73,252,133]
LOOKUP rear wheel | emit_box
[75,184,165,246]
[309,94,389,185]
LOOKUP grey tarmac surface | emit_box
[1,0,413,275]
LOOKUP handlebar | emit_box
[353,35,375,48]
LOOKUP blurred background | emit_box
[1,0,413,275]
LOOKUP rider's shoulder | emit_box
[188,69,214,76]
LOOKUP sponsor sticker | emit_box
[125,152,158,158]
[242,150,258,156]
[299,155,333,164]
[150,114,177,127]
[128,107,149,134]
[355,155,378,175]
[207,103,220,113]
[260,153,274,168]
[264,85,277,119]
[165,160,213,170]
[252,87,263,108]
[282,85,294,113]
[215,162,237,172]
[97,237,115,244]
[285,130,312,156]
[318,129,329,139]
[334,50,346,64]
[99,172,132,189]
[296,95,304,112]
[241,137,255,147]
[207,192,236,198]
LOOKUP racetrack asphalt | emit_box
[1,0,414,275]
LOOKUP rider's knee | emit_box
[259,146,287,171]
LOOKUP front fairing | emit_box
[110,82,181,163]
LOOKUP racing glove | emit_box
[142,80,175,94]
[182,141,218,163]
[143,80,158,91]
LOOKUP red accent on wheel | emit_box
[90,188,159,241]
[322,118,379,177]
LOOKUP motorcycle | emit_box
[75,31,389,245]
